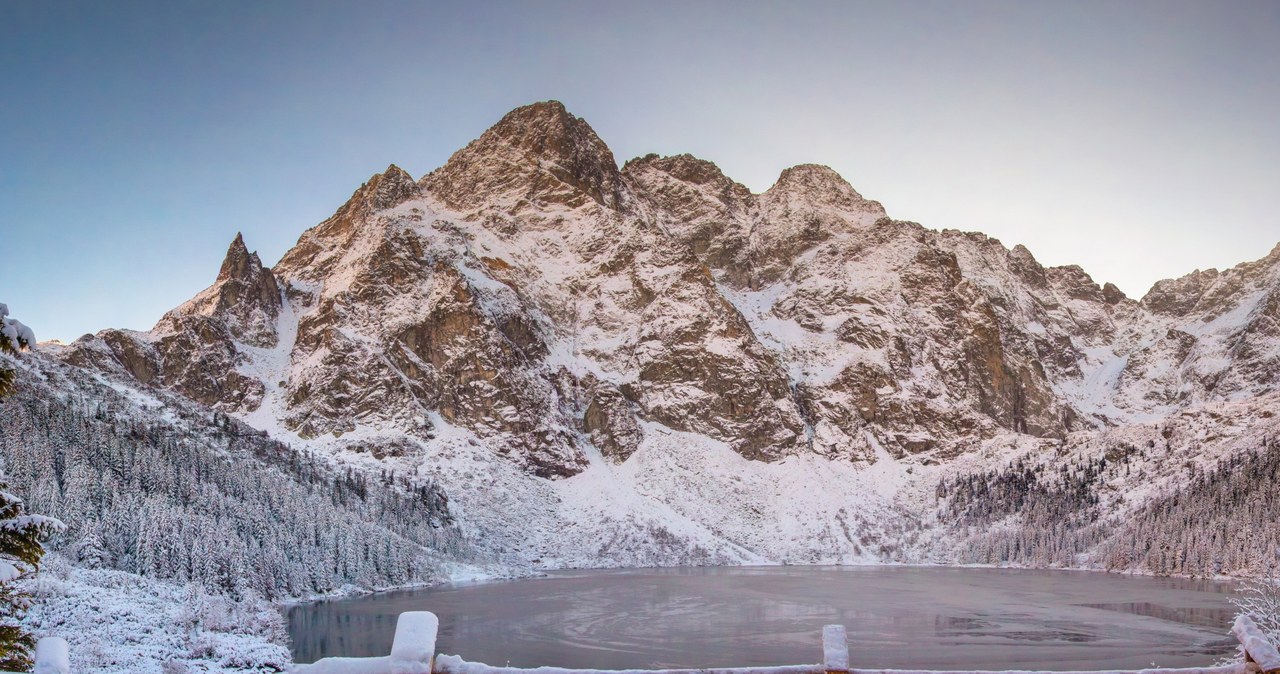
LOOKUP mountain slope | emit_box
[50,100,1280,569]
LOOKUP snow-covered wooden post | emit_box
[823,625,849,674]
[1234,615,1280,674]
[33,637,70,674]
[389,611,438,674]
[290,611,437,674]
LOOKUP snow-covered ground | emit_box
[21,555,290,674]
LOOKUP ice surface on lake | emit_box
[288,567,1237,672]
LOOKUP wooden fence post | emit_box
[1233,615,1280,674]
[33,637,70,674]
[823,625,849,674]
[390,611,439,674]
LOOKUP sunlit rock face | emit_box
[59,101,1280,477]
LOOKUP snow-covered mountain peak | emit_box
[345,163,421,216]
[421,100,624,212]
[763,163,886,221]
[273,165,422,283]
[623,153,747,193]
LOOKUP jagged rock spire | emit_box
[160,232,282,349]
[218,232,263,283]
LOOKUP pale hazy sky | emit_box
[3,1,1279,342]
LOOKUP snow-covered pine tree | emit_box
[0,303,64,670]
[0,303,35,398]
[71,520,109,569]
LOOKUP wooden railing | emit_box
[291,612,1280,674]
[1235,616,1280,674]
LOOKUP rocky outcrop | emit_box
[748,164,887,287]
[582,380,642,462]
[623,153,752,272]
[64,318,263,413]
[276,165,421,281]
[61,233,279,412]
[157,233,282,348]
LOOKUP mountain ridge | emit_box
[41,100,1280,569]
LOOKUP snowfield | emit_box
[22,555,289,674]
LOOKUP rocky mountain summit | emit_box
[61,101,1280,470]
[50,101,1280,567]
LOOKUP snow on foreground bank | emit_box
[19,554,290,673]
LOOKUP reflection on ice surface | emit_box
[289,567,1237,671]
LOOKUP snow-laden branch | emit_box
[0,312,35,352]
[0,559,19,583]
[0,636,69,674]
[0,513,67,532]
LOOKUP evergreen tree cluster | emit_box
[939,452,1113,568]
[0,387,471,601]
[1097,436,1280,577]
[938,437,1280,576]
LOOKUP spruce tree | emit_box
[0,303,63,670]
[0,303,30,398]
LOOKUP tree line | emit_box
[938,437,1280,576]
[0,382,472,601]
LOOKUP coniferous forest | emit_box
[941,436,1280,577]
[0,373,470,601]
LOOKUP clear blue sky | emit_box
[3,1,1279,342]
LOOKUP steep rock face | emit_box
[611,248,807,461]
[1109,243,1280,411]
[623,154,1091,454]
[158,233,282,348]
[581,379,642,462]
[1142,268,1223,317]
[716,220,1088,459]
[151,314,266,409]
[271,166,588,476]
[275,165,421,281]
[417,103,808,463]
[62,329,161,385]
[57,101,1280,483]
[623,153,753,272]
[748,164,887,287]
[63,319,264,412]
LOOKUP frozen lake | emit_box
[287,566,1238,670]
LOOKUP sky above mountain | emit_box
[3,0,1279,342]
